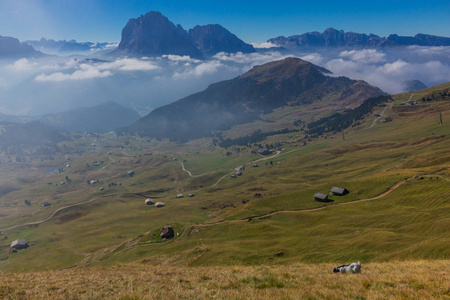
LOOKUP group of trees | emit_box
[307,95,391,136]
[421,89,450,102]
[218,128,299,148]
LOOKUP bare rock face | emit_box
[114,12,255,58]
[188,24,255,56]
[116,11,203,58]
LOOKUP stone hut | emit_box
[10,239,28,250]
[314,193,329,202]
[330,186,349,196]
[160,226,174,239]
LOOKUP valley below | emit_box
[0,79,449,298]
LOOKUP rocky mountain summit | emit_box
[188,24,255,56]
[115,11,203,58]
[114,11,254,58]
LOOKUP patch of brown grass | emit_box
[0,260,448,299]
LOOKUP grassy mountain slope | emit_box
[124,57,383,141]
[0,83,448,274]
[0,261,448,299]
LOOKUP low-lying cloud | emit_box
[35,64,112,82]
[322,47,450,93]
[0,46,449,116]
[339,49,386,63]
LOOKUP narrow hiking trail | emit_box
[211,146,318,187]
[177,162,214,178]
[369,104,390,128]
[97,179,409,261]
[0,196,103,232]
[183,179,408,237]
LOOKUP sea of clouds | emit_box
[0,45,449,116]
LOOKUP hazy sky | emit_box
[0,0,449,43]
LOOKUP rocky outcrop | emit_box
[114,11,255,58]
[188,24,255,56]
[115,11,203,58]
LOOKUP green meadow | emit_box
[0,84,449,273]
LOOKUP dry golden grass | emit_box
[0,260,448,299]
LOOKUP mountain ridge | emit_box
[122,57,383,141]
[268,28,450,48]
[0,35,44,58]
[40,101,140,133]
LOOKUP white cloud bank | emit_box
[1,46,449,115]
[35,64,113,82]
[34,58,160,82]
[339,49,386,63]
[323,48,450,93]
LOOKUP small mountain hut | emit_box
[10,239,28,250]
[314,193,329,202]
[330,186,349,196]
[160,226,174,239]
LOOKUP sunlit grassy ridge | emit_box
[0,84,449,275]
[0,261,448,299]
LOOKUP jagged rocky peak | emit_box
[188,24,255,56]
[115,11,255,58]
[116,11,203,58]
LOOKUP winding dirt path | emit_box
[211,145,319,187]
[0,196,103,232]
[103,178,409,260]
[177,162,214,178]
[369,105,390,129]
[183,179,407,237]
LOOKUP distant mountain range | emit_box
[0,35,44,58]
[122,57,383,141]
[39,101,140,133]
[0,101,140,133]
[3,13,450,60]
[114,11,255,58]
[268,28,450,49]
[27,38,117,55]
[404,80,428,92]
[0,121,68,158]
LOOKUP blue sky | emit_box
[0,0,449,43]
